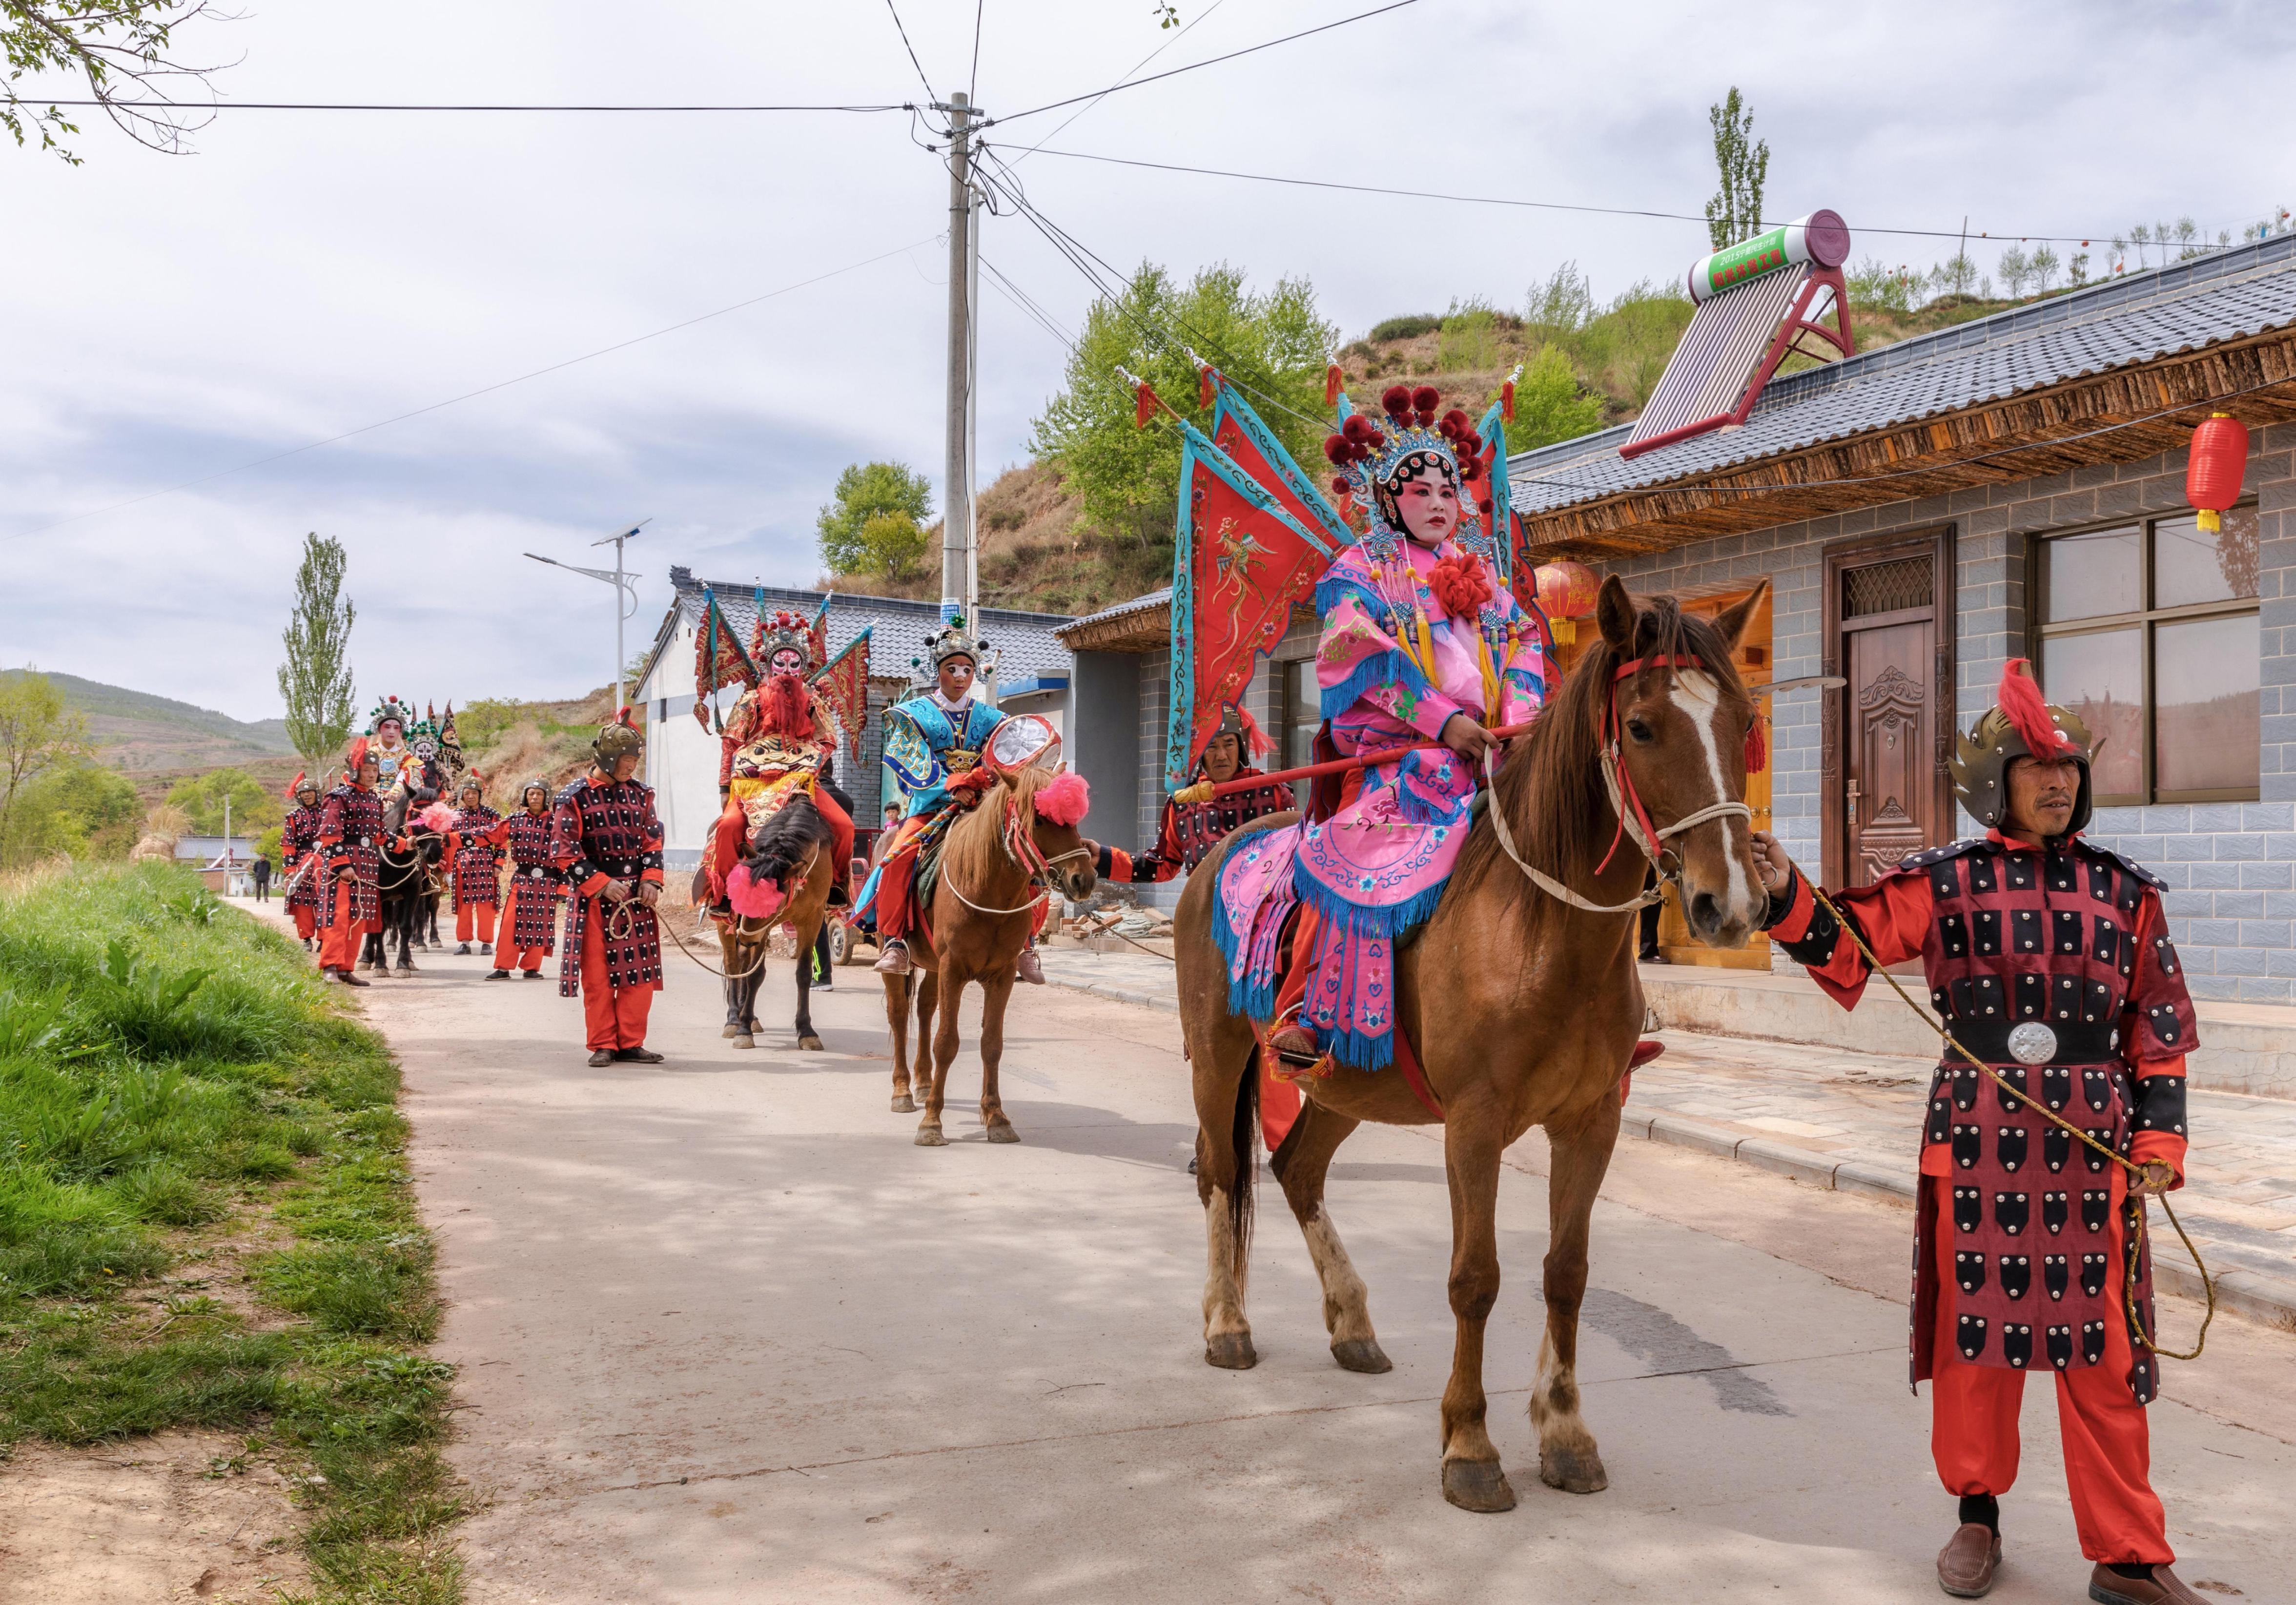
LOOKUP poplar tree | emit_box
[1703,87,1769,252]
[277,533,357,772]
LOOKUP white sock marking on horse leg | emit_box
[1300,1209,1375,1343]
[1203,1188,1249,1338]
[1668,673,1754,922]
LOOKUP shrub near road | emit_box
[0,862,462,1602]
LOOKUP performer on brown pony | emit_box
[1754,660,2201,1605]
[705,620,854,909]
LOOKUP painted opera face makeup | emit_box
[375,719,405,747]
[770,648,806,679]
[1392,461,1460,546]
[937,657,975,701]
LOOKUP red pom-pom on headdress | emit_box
[1381,384,1414,420]
[1323,435,1348,464]
[1997,658,2077,757]
[1412,385,1440,412]
[1033,771,1091,827]
[1342,414,1374,442]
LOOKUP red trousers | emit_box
[291,904,316,941]
[711,786,855,898]
[456,901,497,944]
[1928,1174,2170,1564]
[578,903,655,1051]
[873,815,928,942]
[494,886,549,973]
[317,880,379,971]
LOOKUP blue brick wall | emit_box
[1596,421,2296,997]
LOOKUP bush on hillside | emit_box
[3,763,142,864]
[1368,313,1439,342]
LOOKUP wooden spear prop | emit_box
[1169,721,1539,804]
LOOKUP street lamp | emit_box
[525,519,651,716]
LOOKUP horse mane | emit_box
[941,765,1066,896]
[742,794,832,885]
[1451,594,1750,926]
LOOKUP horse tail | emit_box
[1227,1046,1257,1266]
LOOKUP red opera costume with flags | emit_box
[702,607,859,908]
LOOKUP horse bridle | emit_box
[942,787,1092,918]
[1483,652,1754,915]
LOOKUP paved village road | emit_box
[263,908,2296,1605]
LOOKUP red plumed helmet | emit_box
[1996,658,2078,758]
[1412,385,1440,412]
[1381,384,1414,419]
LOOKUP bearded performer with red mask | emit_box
[1752,660,2202,1605]
[280,772,326,947]
[704,611,856,911]
[1095,702,1294,886]
[315,739,385,988]
[554,712,667,1066]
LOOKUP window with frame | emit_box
[1273,654,1321,807]
[2033,506,2260,803]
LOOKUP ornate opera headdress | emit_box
[751,608,819,674]
[367,695,416,735]
[1950,659,2095,833]
[408,708,443,759]
[914,613,986,676]
[1322,384,1488,558]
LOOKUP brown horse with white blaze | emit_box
[1174,576,1769,1512]
[882,764,1097,1144]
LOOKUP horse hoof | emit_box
[1203,1332,1257,1370]
[914,1124,947,1148]
[732,1035,754,1050]
[985,1121,1019,1144]
[1331,1338,1393,1374]
[1537,1443,1608,1495]
[721,1023,740,1039]
[891,1093,917,1113]
[798,1035,824,1052]
[1441,1459,1517,1513]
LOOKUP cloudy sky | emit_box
[5,0,2291,720]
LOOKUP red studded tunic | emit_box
[478,809,563,954]
[1763,830,2194,1402]
[1100,766,1297,884]
[316,783,387,932]
[281,802,326,911]
[448,806,503,911]
[550,777,665,997]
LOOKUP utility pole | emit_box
[525,518,651,717]
[940,90,975,625]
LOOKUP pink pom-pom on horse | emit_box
[724,864,788,922]
[1032,771,1091,827]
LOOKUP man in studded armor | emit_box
[464,777,560,980]
[316,739,386,988]
[1094,703,1294,886]
[1752,660,2201,1605]
[553,713,667,1066]
[447,777,503,956]
[280,772,326,948]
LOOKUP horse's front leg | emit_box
[1532,1091,1620,1495]
[1273,1101,1387,1372]
[720,926,747,1043]
[976,968,1017,1143]
[915,968,959,1147]
[793,920,823,1051]
[1439,1111,1514,1512]
[885,974,916,1111]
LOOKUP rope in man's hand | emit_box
[1752,842,2213,1361]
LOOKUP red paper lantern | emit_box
[1532,560,1599,645]
[2186,412,2250,533]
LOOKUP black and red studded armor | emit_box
[1103,767,1296,884]
[484,808,562,954]
[282,801,326,911]
[317,782,387,931]
[550,777,665,997]
[1764,831,2195,1404]
[448,805,503,911]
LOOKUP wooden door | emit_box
[1823,529,1956,887]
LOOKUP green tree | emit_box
[859,511,931,581]
[0,669,91,863]
[9,760,141,860]
[818,462,935,578]
[1030,261,1335,550]
[2,0,226,161]
[277,532,357,773]
[1703,86,1769,251]
[1508,346,1606,450]
[164,766,279,836]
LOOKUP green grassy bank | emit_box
[0,863,461,1602]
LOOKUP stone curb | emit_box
[1042,974,1178,1013]
[1627,1105,2296,1329]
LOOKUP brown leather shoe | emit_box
[588,1049,616,1067]
[1936,1523,2001,1597]
[2088,1564,2204,1605]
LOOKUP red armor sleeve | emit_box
[2121,889,2197,1185]
[1763,866,1935,1011]
[319,792,349,867]
[639,792,665,886]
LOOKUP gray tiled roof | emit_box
[658,569,1075,685]
[1057,587,1172,638]
[1509,231,2296,515]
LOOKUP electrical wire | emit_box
[979,253,1076,348]
[968,0,986,103]
[988,0,1417,124]
[997,0,1230,165]
[884,0,938,103]
[6,237,938,544]
[22,97,914,113]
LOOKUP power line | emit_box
[884,0,938,103]
[968,0,986,102]
[991,143,2159,248]
[988,0,1418,124]
[7,238,938,545]
[998,0,1231,164]
[20,97,913,113]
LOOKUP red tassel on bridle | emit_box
[1744,714,1768,775]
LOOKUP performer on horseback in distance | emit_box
[553,712,667,1067]
[1752,660,2202,1605]
[704,609,856,913]
[1095,702,1295,887]
[863,616,1050,984]
[1263,384,1545,1065]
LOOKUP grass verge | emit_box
[0,861,462,1601]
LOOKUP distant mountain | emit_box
[6,670,298,775]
